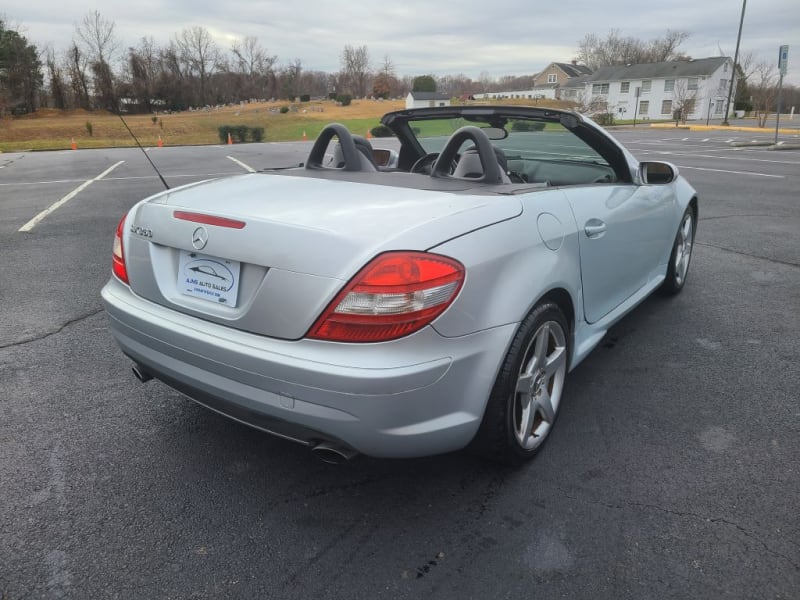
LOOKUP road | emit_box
[1,128,798,599]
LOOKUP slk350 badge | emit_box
[130,225,153,238]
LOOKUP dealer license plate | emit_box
[177,250,241,306]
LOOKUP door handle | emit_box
[584,219,607,239]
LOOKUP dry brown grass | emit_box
[0,97,577,152]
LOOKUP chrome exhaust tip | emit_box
[131,364,153,383]
[311,441,359,464]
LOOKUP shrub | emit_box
[370,125,393,138]
[85,121,93,137]
[151,115,158,124]
[218,125,267,143]
[328,92,337,100]
[337,94,352,106]
[510,120,545,132]
[299,94,310,103]
[279,106,289,114]
[250,127,265,142]
[595,112,615,126]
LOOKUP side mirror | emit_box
[640,161,677,185]
[372,148,399,168]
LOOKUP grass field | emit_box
[0,98,576,152]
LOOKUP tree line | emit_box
[1,15,796,118]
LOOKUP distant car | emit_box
[101,105,697,464]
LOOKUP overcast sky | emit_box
[7,1,800,85]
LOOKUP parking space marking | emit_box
[675,165,784,178]
[227,156,256,173]
[18,161,124,232]
[632,148,799,165]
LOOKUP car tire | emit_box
[660,206,696,295]
[471,302,569,465]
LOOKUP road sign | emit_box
[778,45,789,77]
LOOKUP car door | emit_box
[563,183,673,323]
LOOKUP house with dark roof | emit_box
[405,91,452,109]
[533,61,593,87]
[475,61,594,101]
[561,56,736,121]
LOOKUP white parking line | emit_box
[226,156,256,172]
[675,165,784,178]
[18,161,124,232]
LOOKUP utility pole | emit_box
[723,0,747,126]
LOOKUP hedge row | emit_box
[510,120,546,132]
[218,125,265,143]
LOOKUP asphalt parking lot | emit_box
[1,127,798,599]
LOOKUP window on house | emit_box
[719,79,728,94]
[715,102,724,114]
[664,79,675,92]
[547,73,557,84]
[687,78,698,90]
[661,99,672,114]
[592,83,609,95]
[641,80,652,93]
[684,99,696,113]
[639,100,649,115]
[620,81,630,93]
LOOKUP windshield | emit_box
[409,117,609,166]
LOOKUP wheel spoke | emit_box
[534,389,555,424]
[517,401,537,445]
[543,345,567,379]
[516,373,533,396]
[533,324,550,368]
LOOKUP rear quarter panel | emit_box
[430,188,582,338]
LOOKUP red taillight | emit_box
[173,211,246,229]
[308,251,465,342]
[112,215,129,284]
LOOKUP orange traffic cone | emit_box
[70,138,77,150]
[157,135,164,148]
[227,132,233,145]
[366,129,372,140]
[302,130,308,141]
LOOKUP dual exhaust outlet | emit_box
[130,363,358,463]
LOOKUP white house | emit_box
[474,87,558,101]
[405,92,451,109]
[563,57,737,121]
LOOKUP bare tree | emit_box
[750,61,778,127]
[45,47,68,109]
[372,55,399,99]
[671,79,697,123]
[576,29,691,69]
[573,90,608,115]
[230,36,277,99]
[74,11,120,110]
[177,26,219,106]
[75,10,118,65]
[649,30,691,62]
[279,58,303,99]
[125,37,161,112]
[478,71,494,93]
[340,44,371,97]
[66,41,91,109]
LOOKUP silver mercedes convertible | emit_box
[101,105,697,464]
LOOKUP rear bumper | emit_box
[101,277,516,458]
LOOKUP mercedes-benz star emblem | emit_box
[192,226,208,250]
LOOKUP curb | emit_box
[767,143,800,151]
[650,123,799,135]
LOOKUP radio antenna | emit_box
[115,109,170,190]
